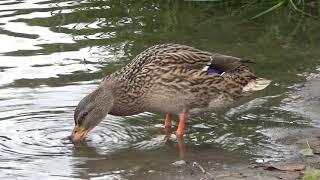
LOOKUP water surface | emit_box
[0,0,319,179]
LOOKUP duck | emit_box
[70,44,270,145]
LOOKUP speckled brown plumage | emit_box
[101,44,259,116]
[71,43,270,143]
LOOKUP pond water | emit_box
[0,0,319,179]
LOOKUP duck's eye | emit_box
[83,112,88,118]
[77,111,88,126]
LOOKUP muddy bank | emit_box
[208,128,320,180]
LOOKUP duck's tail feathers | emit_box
[242,78,271,92]
[240,58,256,64]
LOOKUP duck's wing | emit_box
[110,44,253,83]
[152,44,254,73]
[206,54,255,73]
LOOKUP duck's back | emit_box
[108,44,270,115]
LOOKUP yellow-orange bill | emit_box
[69,126,88,143]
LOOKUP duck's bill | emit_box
[69,126,88,143]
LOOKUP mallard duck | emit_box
[70,44,270,143]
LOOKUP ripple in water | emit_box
[0,84,147,178]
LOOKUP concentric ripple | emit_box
[0,84,150,178]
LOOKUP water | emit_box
[0,0,319,179]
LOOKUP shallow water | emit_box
[0,0,319,179]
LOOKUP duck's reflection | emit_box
[164,126,186,160]
[70,130,244,179]
[70,134,186,179]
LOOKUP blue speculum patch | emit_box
[207,68,224,75]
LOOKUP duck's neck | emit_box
[94,83,115,112]
[102,77,145,116]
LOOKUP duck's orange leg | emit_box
[164,113,172,136]
[177,134,186,159]
[176,112,188,136]
[165,113,171,128]
[176,112,188,159]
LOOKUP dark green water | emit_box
[0,0,319,179]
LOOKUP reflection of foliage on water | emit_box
[6,0,320,87]
[191,0,319,19]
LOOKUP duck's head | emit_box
[70,86,113,143]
